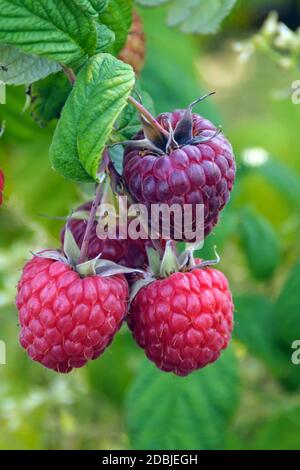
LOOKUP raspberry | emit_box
[61,202,151,269]
[16,254,129,373]
[0,170,4,206]
[119,12,145,75]
[123,107,236,240]
[128,265,234,376]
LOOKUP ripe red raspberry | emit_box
[123,108,235,240]
[16,255,129,373]
[0,170,4,206]
[128,266,234,376]
[119,11,145,75]
[61,202,151,269]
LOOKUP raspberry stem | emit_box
[78,150,109,264]
[61,65,76,85]
[128,96,169,139]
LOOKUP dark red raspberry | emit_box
[16,255,129,373]
[61,202,152,269]
[119,11,145,75]
[0,170,4,206]
[128,266,234,376]
[123,109,235,240]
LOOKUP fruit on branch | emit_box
[123,96,236,241]
[61,201,161,269]
[128,245,234,376]
[119,11,145,75]
[16,250,129,373]
[0,170,4,206]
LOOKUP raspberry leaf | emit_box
[0,45,61,86]
[99,0,133,54]
[167,0,237,34]
[275,262,300,360]
[126,347,240,449]
[234,295,286,377]
[0,0,98,67]
[240,208,280,280]
[50,54,135,182]
[74,0,109,16]
[30,72,71,127]
[137,0,168,5]
[96,23,116,52]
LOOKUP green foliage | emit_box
[0,45,60,86]
[137,0,237,34]
[50,54,135,182]
[258,160,300,209]
[74,0,109,16]
[96,23,116,53]
[234,295,286,376]
[275,263,300,349]
[113,80,155,141]
[30,73,71,127]
[0,0,98,66]
[249,407,300,450]
[239,208,280,280]
[125,348,240,450]
[100,0,133,54]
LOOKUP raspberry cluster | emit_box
[16,89,236,376]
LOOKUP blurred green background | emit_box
[1,0,300,450]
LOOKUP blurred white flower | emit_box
[242,148,269,167]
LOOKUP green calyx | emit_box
[129,242,221,303]
[35,226,143,279]
[146,241,220,280]
[115,92,221,156]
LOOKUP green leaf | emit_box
[250,407,300,450]
[234,295,286,376]
[96,23,116,53]
[275,262,300,349]
[30,73,71,127]
[125,347,240,450]
[0,0,97,66]
[0,44,61,85]
[74,0,109,15]
[167,0,237,34]
[259,160,300,209]
[240,208,280,280]
[50,53,135,182]
[113,80,155,140]
[100,0,133,54]
[137,0,168,5]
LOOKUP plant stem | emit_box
[61,65,76,85]
[128,95,169,138]
[78,183,103,264]
[78,150,109,264]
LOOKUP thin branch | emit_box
[61,65,76,86]
[78,150,109,264]
[128,95,169,139]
